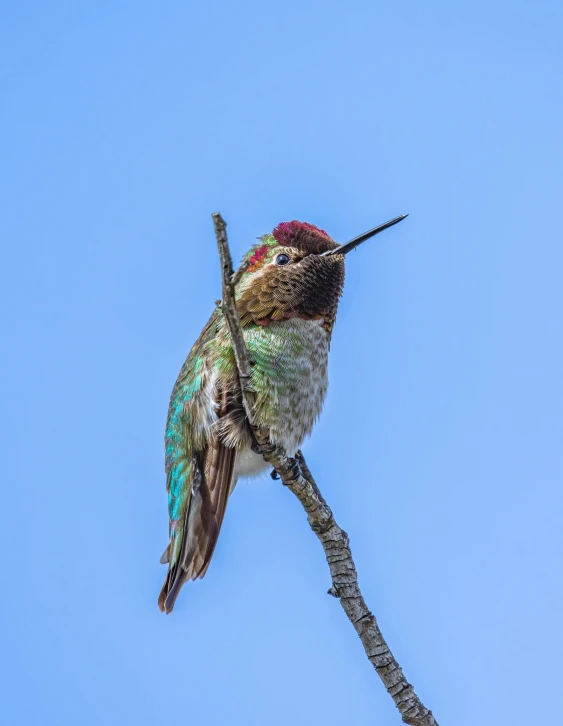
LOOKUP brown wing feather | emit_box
[158,391,237,614]
[194,438,236,578]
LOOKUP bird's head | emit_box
[234,215,407,333]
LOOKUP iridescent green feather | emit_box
[164,308,224,565]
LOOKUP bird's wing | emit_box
[158,310,238,613]
[158,431,236,613]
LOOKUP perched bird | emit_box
[158,215,407,613]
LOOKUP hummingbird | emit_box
[158,214,407,613]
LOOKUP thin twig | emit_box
[213,215,253,383]
[212,212,439,726]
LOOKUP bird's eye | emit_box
[275,253,291,266]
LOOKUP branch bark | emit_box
[211,212,439,726]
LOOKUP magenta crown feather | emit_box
[272,220,334,254]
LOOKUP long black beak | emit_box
[320,214,408,256]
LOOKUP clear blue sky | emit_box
[2,2,562,724]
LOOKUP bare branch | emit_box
[212,213,253,385]
[212,212,439,726]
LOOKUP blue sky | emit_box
[2,2,562,724]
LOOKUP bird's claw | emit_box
[279,458,302,485]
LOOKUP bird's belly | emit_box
[234,447,270,479]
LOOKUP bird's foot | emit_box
[278,458,302,485]
[290,458,302,481]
